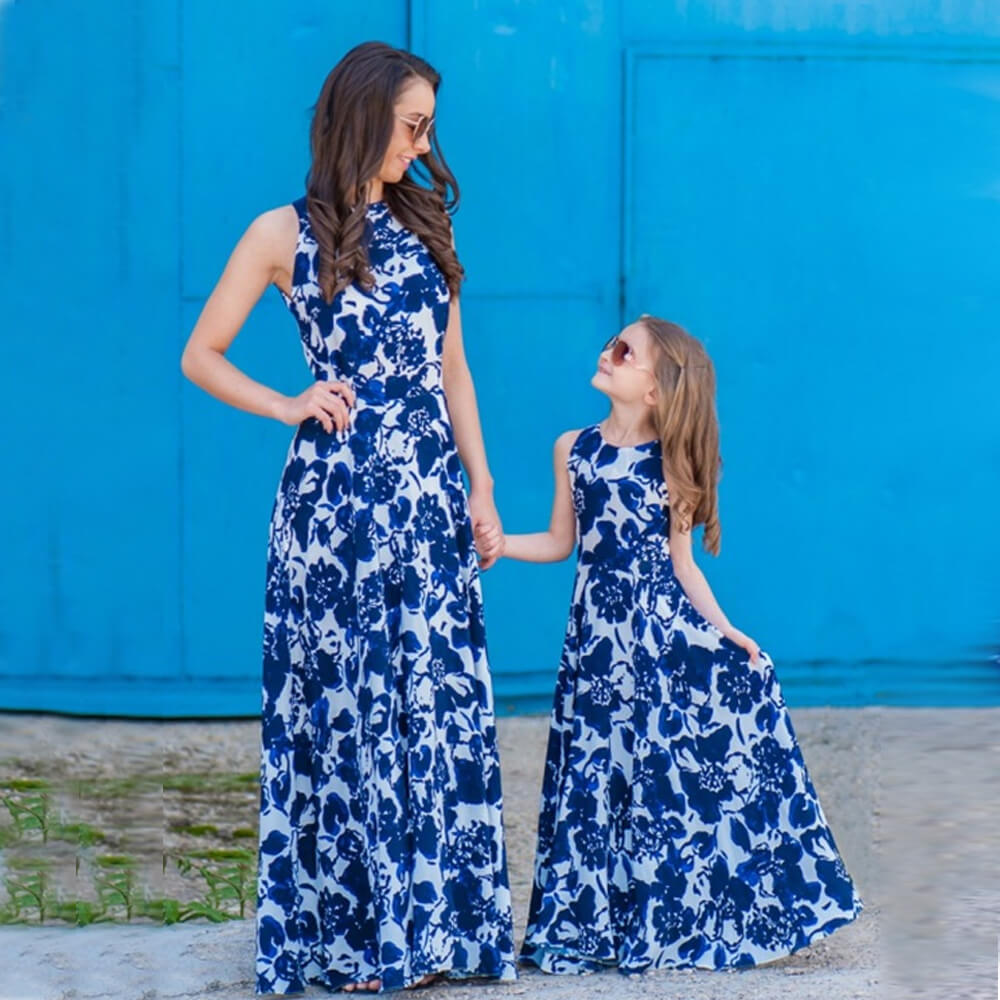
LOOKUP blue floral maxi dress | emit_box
[520,425,863,974]
[255,198,516,994]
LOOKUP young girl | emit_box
[476,315,863,974]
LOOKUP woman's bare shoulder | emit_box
[237,204,300,289]
[246,204,299,256]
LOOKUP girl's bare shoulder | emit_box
[555,428,586,457]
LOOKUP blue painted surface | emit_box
[1,1,998,716]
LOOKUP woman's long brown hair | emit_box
[306,41,464,302]
[640,315,723,555]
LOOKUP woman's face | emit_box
[376,76,435,186]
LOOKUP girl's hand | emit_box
[724,626,762,667]
[469,490,504,570]
[276,380,356,433]
[474,522,505,566]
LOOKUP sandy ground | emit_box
[0,706,997,1000]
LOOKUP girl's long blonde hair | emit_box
[639,315,723,555]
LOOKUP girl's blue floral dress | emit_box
[256,198,516,994]
[520,425,863,974]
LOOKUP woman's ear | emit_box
[644,383,659,407]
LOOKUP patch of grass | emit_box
[140,896,182,924]
[1,858,51,923]
[67,776,161,799]
[49,900,108,927]
[52,821,108,848]
[171,823,220,837]
[0,825,23,849]
[0,779,50,792]
[176,899,238,922]
[1,781,54,842]
[93,854,142,919]
[162,772,258,794]
[0,771,261,925]
[170,847,256,919]
[188,848,254,862]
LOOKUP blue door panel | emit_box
[624,46,1000,679]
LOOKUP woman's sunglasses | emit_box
[602,334,653,373]
[397,113,434,143]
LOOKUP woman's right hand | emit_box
[275,380,356,433]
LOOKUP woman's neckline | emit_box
[595,422,659,450]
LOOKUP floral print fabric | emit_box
[255,198,516,994]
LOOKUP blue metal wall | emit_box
[1,1,998,716]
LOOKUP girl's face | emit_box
[376,76,435,186]
[592,321,657,405]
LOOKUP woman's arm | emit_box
[441,292,504,568]
[668,501,761,664]
[180,206,354,432]
[440,293,493,488]
[480,431,580,564]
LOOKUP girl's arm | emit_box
[180,206,355,432]
[482,430,580,564]
[441,293,504,569]
[668,502,762,664]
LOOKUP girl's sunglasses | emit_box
[397,113,434,143]
[602,334,653,373]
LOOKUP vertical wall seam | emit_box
[618,47,632,329]
[176,0,186,679]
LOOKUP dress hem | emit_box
[256,961,519,996]
[518,898,864,976]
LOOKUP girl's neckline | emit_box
[594,423,660,450]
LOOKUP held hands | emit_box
[276,380,356,433]
[469,493,505,571]
[473,521,505,569]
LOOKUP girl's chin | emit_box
[590,372,612,395]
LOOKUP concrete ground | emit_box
[1,707,997,1000]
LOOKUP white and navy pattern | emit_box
[520,425,863,974]
[256,198,516,994]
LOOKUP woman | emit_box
[180,41,515,995]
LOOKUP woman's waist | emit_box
[311,367,444,405]
[289,401,457,459]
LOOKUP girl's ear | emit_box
[644,382,659,407]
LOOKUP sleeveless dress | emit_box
[520,425,863,974]
[255,197,516,994]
